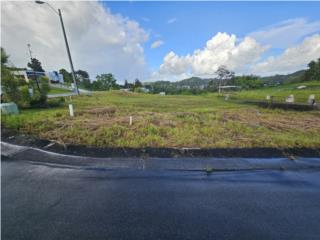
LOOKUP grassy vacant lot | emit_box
[48,87,72,94]
[2,81,320,148]
[235,81,320,103]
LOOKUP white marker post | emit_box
[129,116,133,125]
[69,104,74,117]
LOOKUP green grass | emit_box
[48,87,72,94]
[2,81,320,148]
[234,81,320,103]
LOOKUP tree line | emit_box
[1,46,319,99]
[59,69,144,91]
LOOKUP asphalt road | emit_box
[2,153,320,240]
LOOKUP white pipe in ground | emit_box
[69,104,74,117]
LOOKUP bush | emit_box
[27,76,50,107]
[1,68,20,103]
[18,86,31,108]
[47,97,65,108]
[39,76,50,96]
[134,87,145,93]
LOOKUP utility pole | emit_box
[35,1,79,95]
[58,9,79,95]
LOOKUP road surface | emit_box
[2,144,320,240]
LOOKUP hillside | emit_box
[145,70,307,93]
[260,70,306,85]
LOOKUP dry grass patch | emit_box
[223,109,320,132]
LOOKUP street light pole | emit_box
[58,9,79,95]
[35,1,79,95]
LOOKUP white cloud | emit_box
[154,32,267,80]
[251,34,320,76]
[167,18,177,24]
[249,18,320,48]
[152,29,320,81]
[159,51,192,75]
[151,40,164,49]
[149,71,192,82]
[1,1,149,80]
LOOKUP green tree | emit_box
[76,70,89,79]
[1,47,9,65]
[79,78,92,90]
[27,57,45,72]
[1,68,21,103]
[93,73,118,91]
[1,48,20,103]
[134,78,142,88]
[75,69,91,88]
[59,68,72,83]
[123,80,134,90]
[75,69,90,84]
[1,48,50,107]
[207,79,219,92]
[234,75,263,89]
[124,80,129,88]
[304,59,320,81]
[207,66,235,92]
[215,66,235,93]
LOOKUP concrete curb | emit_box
[2,128,320,158]
[2,141,320,171]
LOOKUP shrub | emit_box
[39,76,50,96]
[18,86,31,108]
[47,97,65,108]
[1,68,21,103]
[27,76,50,107]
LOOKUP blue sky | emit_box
[2,1,320,82]
[104,1,320,75]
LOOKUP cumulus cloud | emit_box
[1,1,149,80]
[251,34,320,76]
[150,71,192,82]
[249,18,320,48]
[155,32,267,80]
[151,40,164,49]
[159,51,192,75]
[167,18,177,24]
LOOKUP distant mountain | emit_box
[260,70,306,85]
[145,77,214,89]
[176,77,211,88]
[144,70,306,93]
